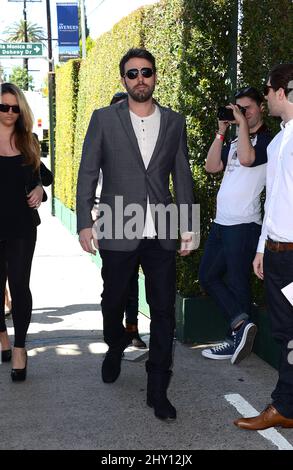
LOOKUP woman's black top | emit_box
[0,155,41,240]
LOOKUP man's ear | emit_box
[277,87,286,101]
[260,102,265,113]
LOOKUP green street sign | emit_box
[0,42,43,58]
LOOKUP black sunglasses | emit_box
[0,104,20,113]
[124,67,154,80]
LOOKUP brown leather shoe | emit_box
[132,335,147,349]
[234,404,293,430]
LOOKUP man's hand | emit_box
[218,119,230,135]
[79,227,98,255]
[226,103,247,126]
[178,233,195,257]
[253,252,264,280]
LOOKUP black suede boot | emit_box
[146,362,176,421]
[102,334,131,383]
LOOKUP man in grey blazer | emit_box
[77,48,196,421]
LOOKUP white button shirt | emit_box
[130,105,160,237]
[257,118,293,253]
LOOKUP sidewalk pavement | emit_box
[1,203,292,451]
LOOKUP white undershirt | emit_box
[130,105,161,237]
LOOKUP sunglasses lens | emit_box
[141,68,153,78]
[0,104,9,112]
[126,69,139,80]
[125,68,153,79]
[0,104,20,113]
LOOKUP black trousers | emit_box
[0,230,36,348]
[124,264,139,325]
[99,239,176,372]
[264,247,293,418]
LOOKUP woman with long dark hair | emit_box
[0,82,44,381]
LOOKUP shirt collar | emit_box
[130,104,159,121]
[280,118,293,129]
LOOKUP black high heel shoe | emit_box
[1,349,12,363]
[11,352,27,382]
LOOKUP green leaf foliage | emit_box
[55,59,80,208]
[54,0,292,299]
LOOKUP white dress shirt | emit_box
[257,118,293,253]
[130,105,160,237]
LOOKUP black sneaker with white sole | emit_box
[231,320,257,364]
[201,341,234,360]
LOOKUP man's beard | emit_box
[125,83,155,103]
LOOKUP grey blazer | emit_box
[76,99,195,251]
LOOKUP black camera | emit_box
[217,105,246,121]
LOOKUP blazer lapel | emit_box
[147,105,169,169]
[116,100,145,171]
[116,100,169,171]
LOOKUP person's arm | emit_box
[205,120,229,173]
[227,103,256,166]
[26,166,45,207]
[76,110,103,253]
[40,161,53,186]
[253,163,272,280]
[171,118,197,256]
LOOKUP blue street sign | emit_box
[56,2,79,62]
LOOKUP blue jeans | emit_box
[199,222,261,333]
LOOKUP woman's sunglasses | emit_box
[0,104,20,113]
[124,67,154,80]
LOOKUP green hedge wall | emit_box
[239,0,293,304]
[55,59,80,208]
[54,0,293,299]
[71,10,144,207]
[142,0,235,295]
[239,0,293,140]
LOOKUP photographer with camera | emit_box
[199,87,272,364]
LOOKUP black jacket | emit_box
[23,162,53,226]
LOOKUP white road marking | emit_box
[225,393,293,450]
[123,335,149,361]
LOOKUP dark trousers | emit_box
[99,239,176,372]
[264,247,293,418]
[199,222,261,332]
[124,265,139,325]
[0,230,36,348]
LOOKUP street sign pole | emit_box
[8,0,42,89]
[46,0,56,216]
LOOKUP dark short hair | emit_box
[234,86,264,106]
[119,48,156,77]
[268,63,293,96]
[110,92,128,105]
